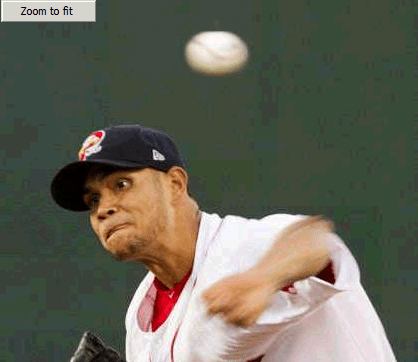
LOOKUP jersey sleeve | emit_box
[174,214,362,362]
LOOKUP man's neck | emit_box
[149,209,202,289]
[150,259,192,289]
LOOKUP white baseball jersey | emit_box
[125,212,397,362]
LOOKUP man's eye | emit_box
[85,194,99,209]
[116,179,129,190]
[89,194,99,207]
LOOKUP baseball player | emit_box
[51,124,397,362]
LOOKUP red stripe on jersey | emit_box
[282,261,335,293]
[316,261,335,284]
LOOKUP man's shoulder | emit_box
[200,212,308,248]
[199,212,307,273]
[215,212,307,232]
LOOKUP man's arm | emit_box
[252,215,333,291]
[202,215,334,327]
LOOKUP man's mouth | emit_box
[106,224,128,240]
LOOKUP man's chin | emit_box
[110,251,137,262]
[107,242,143,262]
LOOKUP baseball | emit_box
[185,31,249,76]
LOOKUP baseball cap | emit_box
[51,124,185,212]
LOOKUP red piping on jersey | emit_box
[316,261,335,284]
[248,355,265,362]
[282,261,335,293]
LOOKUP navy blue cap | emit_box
[51,124,185,211]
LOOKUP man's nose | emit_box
[96,191,118,219]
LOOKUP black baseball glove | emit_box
[69,331,126,362]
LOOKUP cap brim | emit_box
[51,159,146,211]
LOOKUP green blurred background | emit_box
[1,0,415,361]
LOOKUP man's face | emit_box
[83,166,172,262]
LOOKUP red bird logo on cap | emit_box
[78,130,106,161]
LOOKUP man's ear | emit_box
[167,166,188,199]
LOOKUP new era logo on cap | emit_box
[152,149,166,161]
